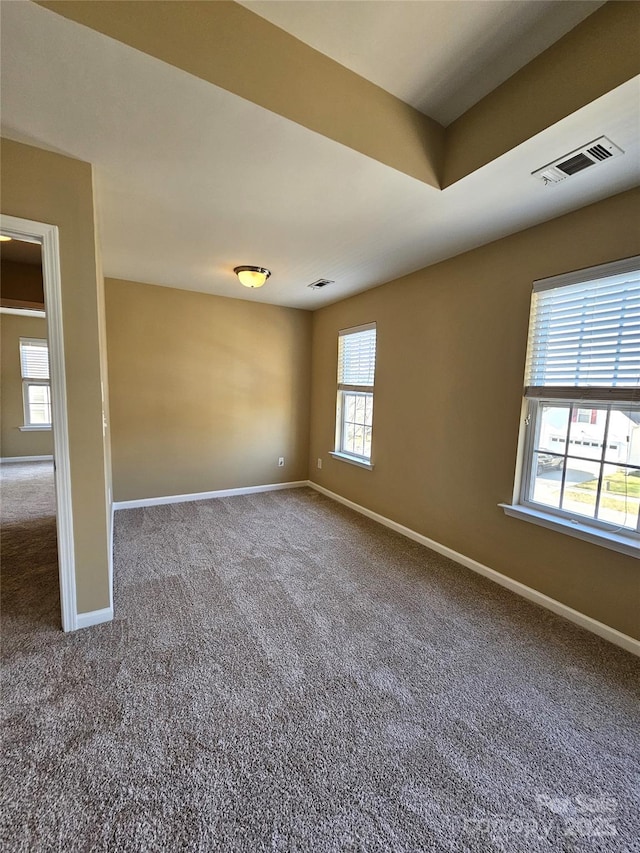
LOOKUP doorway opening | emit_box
[0,216,76,631]
[0,236,58,626]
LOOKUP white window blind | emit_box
[525,261,640,400]
[338,324,376,387]
[20,339,50,380]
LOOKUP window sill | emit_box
[499,503,639,559]
[329,451,374,471]
[19,425,52,432]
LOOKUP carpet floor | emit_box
[1,465,639,852]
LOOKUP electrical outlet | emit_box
[278,457,285,467]
[317,458,322,469]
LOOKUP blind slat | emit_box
[338,325,376,387]
[525,269,640,390]
[19,339,49,380]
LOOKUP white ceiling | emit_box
[239,0,605,125]
[1,1,638,310]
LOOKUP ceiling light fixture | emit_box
[234,265,271,289]
[0,235,12,242]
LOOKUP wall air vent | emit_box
[307,279,335,290]
[532,136,624,185]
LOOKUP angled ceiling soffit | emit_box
[35,1,639,193]
[35,0,444,189]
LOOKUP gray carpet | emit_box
[1,467,639,852]
[0,461,60,633]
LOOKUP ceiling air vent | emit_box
[307,279,334,290]
[532,136,623,185]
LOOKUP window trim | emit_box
[329,451,374,471]
[504,256,640,555]
[499,503,639,559]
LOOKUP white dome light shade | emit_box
[234,266,271,288]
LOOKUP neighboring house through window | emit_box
[504,256,640,553]
[20,337,51,428]
[332,323,376,467]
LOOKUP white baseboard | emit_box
[1,455,53,463]
[113,480,309,511]
[308,481,640,657]
[75,606,113,630]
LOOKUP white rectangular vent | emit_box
[308,279,334,290]
[532,136,623,185]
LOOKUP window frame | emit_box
[332,322,376,469]
[520,397,640,540]
[19,337,52,429]
[503,256,640,556]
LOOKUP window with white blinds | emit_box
[338,323,376,388]
[19,338,51,427]
[20,338,50,380]
[525,259,640,401]
[513,257,640,546]
[335,323,377,464]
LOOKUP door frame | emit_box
[1,214,77,631]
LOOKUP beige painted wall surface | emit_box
[1,138,111,614]
[106,279,311,501]
[1,313,53,457]
[310,188,640,639]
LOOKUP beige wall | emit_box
[309,188,640,639]
[1,138,111,614]
[105,279,311,501]
[1,313,53,458]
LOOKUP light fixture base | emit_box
[234,265,271,288]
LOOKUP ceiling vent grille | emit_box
[307,279,334,290]
[532,136,623,185]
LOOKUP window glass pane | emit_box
[354,425,364,457]
[535,404,569,454]
[340,391,373,460]
[346,394,356,423]
[568,406,606,461]
[27,384,51,424]
[531,451,564,508]
[364,396,373,427]
[28,385,48,405]
[561,457,601,518]
[343,422,356,455]
[596,464,640,531]
[364,427,372,459]
[605,404,640,466]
